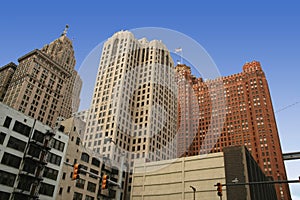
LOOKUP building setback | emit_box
[176,61,290,199]
[0,62,17,101]
[131,146,276,200]
[3,26,82,127]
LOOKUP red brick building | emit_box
[176,61,290,200]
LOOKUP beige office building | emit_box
[84,30,177,164]
[83,30,178,198]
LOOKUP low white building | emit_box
[0,102,68,200]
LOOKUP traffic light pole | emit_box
[64,162,120,186]
[223,178,300,187]
[215,177,300,198]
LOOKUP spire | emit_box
[61,24,69,36]
[40,24,76,71]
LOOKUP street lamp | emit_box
[190,185,196,200]
[105,137,126,200]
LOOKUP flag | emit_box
[175,47,182,53]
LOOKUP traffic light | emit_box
[72,163,82,180]
[217,182,222,196]
[101,174,109,189]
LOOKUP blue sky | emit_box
[1,0,300,198]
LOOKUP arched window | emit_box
[91,157,100,167]
[81,153,90,163]
[111,38,119,56]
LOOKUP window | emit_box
[43,167,59,180]
[47,152,62,166]
[85,195,94,200]
[3,116,12,128]
[73,192,83,200]
[32,130,44,143]
[89,168,99,179]
[112,38,119,56]
[17,176,35,191]
[7,136,26,152]
[0,170,16,187]
[62,172,66,179]
[59,187,63,195]
[87,182,96,193]
[39,182,55,197]
[76,137,80,145]
[91,157,100,167]
[0,191,10,200]
[52,138,65,152]
[1,152,21,169]
[12,120,31,137]
[75,179,85,189]
[28,144,41,158]
[81,153,90,163]
[0,132,6,144]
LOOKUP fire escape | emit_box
[12,129,55,200]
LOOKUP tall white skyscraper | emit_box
[84,30,178,171]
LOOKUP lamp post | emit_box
[190,185,196,200]
[104,137,126,200]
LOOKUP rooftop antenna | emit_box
[62,24,69,36]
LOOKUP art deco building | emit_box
[176,61,290,200]
[83,30,178,198]
[0,62,17,101]
[3,26,82,127]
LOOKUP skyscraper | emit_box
[175,64,199,157]
[0,62,17,101]
[84,30,178,198]
[3,26,82,127]
[176,61,290,200]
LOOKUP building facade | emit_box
[83,30,178,198]
[3,26,82,127]
[131,146,276,200]
[56,117,126,200]
[175,64,199,157]
[0,102,68,200]
[176,61,290,199]
[223,146,277,200]
[72,109,89,138]
[0,62,17,101]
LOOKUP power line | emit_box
[275,101,299,113]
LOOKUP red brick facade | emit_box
[176,61,290,200]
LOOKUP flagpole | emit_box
[181,49,183,64]
[175,47,183,64]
